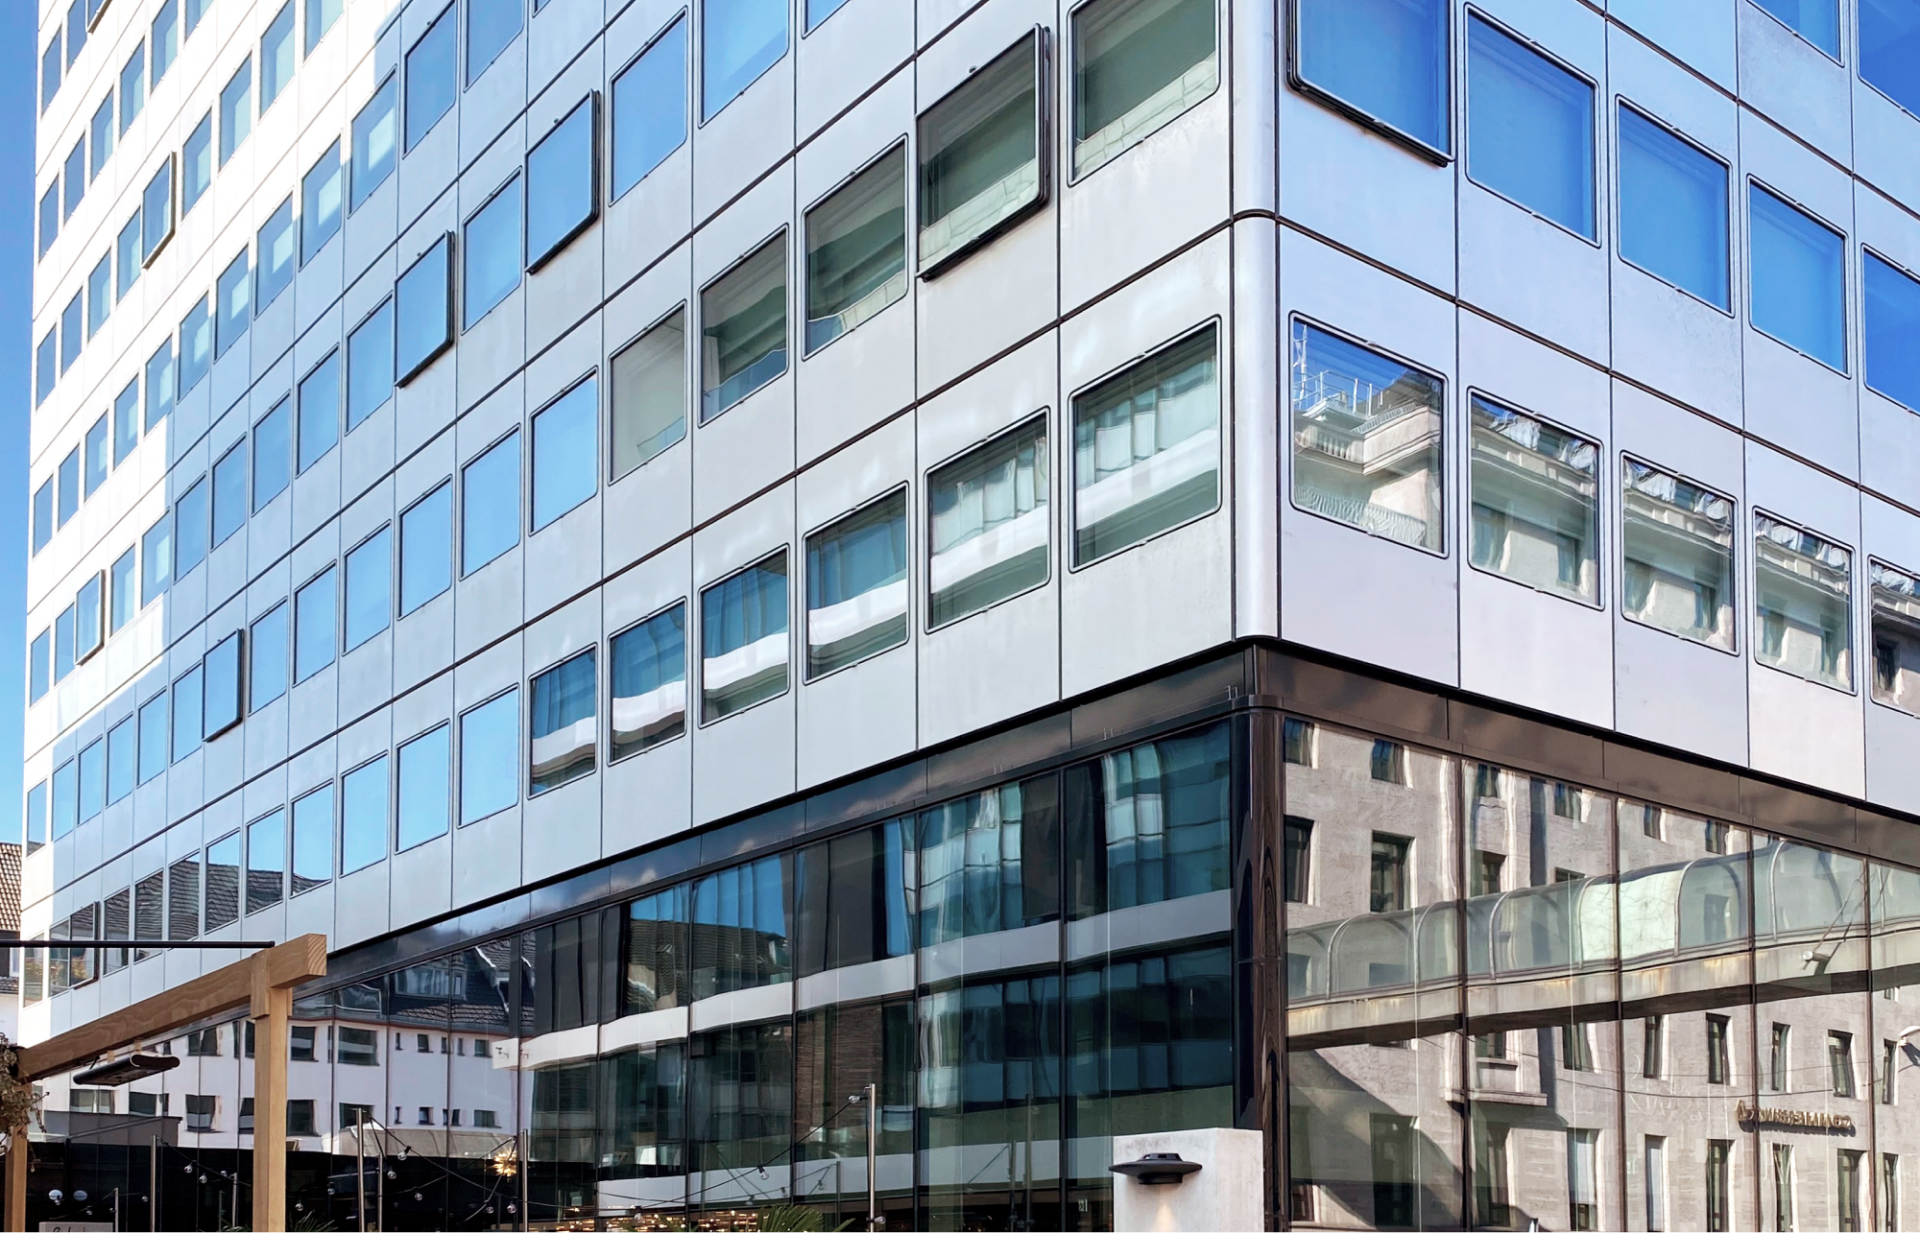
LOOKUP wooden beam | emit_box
[15,934,327,1081]
[252,985,291,1233]
[5,1129,25,1233]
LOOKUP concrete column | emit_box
[252,984,292,1232]
[1112,1127,1264,1233]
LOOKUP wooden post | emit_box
[251,971,292,1233]
[5,1128,26,1232]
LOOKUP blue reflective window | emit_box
[400,481,452,614]
[703,0,787,120]
[107,719,134,804]
[1069,722,1232,916]
[37,186,57,260]
[302,143,342,263]
[121,45,146,132]
[141,515,171,606]
[113,379,138,465]
[247,812,285,913]
[117,212,142,300]
[174,474,209,579]
[347,301,394,430]
[526,97,597,269]
[146,341,174,429]
[307,0,342,52]
[611,16,687,199]
[1294,0,1449,153]
[1466,16,1593,238]
[700,234,787,421]
[531,378,597,531]
[58,451,79,527]
[253,399,291,510]
[1867,252,1920,413]
[31,481,51,555]
[53,607,73,685]
[340,756,389,875]
[33,332,54,407]
[610,604,686,760]
[171,666,203,763]
[79,741,103,823]
[250,602,288,710]
[137,693,168,784]
[24,782,45,850]
[179,297,212,396]
[183,114,212,214]
[219,59,252,164]
[83,415,108,496]
[41,37,60,113]
[257,197,296,309]
[203,632,243,740]
[530,651,596,795]
[805,491,908,679]
[152,1,178,86]
[261,3,295,111]
[186,0,209,35]
[467,0,522,86]
[28,633,48,703]
[1618,105,1729,309]
[691,855,790,996]
[1863,0,1920,116]
[351,77,398,210]
[298,350,341,472]
[344,527,392,651]
[462,432,520,575]
[396,235,453,381]
[405,5,456,152]
[64,140,85,219]
[397,725,450,850]
[144,157,175,260]
[52,761,76,839]
[295,566,337,682]
[109,549,135,633]
[1752,0,1840,57]
[74,574,102,663]
[1749,184,1846,371]
[292,786,332,892]
[463,177,522,328]
[701,552,789,721]
[211,444,246,547]
[215,249,250,359]
[90,96,113,180]
[807,0,851,29]
[60,295,82,372]
[459,689,518,824]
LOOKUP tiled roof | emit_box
[0,843,20,933]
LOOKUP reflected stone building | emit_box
[18,0,1920,1228]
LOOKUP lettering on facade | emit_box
[1734,1101,1856,1132]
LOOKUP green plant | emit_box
[749,1204,853,1232]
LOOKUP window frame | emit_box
[395,231,456,385]
[528,648,598,797]
[524,91,601,274]
[697,227,789,422]
[142,154,177,267]
[803,484,912,682]
[1619,451,1739,657]
[462,171,524,331]
[915,27,1051,280]
[608,10,689,203]
[1864,245,1920,414]
[343,522,395,653]
[1745,0,1843,65]
[1064,0,1222,185]
[607,599,689,765]
[458,686,520,826]
[529,371,600,532]
[924,409,1053,633]
[1460,6,1599,246]
[607,300,690,482]
[1613,98,1735,317]
[1745,175,1851,376]
[460,427,523,577]
[398,478,454,616]
[403,3,458,154]
[801,138,910,357]
[698,548,792,727]
[1752,506,1856,694]
[1286,0,1453,164]
[1464,390,1604,609]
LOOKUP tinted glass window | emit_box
[257,199,296,308]
[215,249,250,358]
[467,0,523,86]
[344,527,392,650]
[260,3,295,110]
[298,351,341,472]
[351,77,398,209]
[179,297,212,395]
[253,399,291,511]
[397,725,451,850]
[806,492,908,678]
[805,146,907,354]
[1749,183,1847,371]
[203,631,243,739]
[527,97,597,268]
[174,475,209,578]
[1867,253,1920,414]
[400,482,452,614]
[396,235,453,380]
[464,178,523,328]
[460,690,518,824]
[137,693,168,784]
[171,667,203,762]
[405,7,456,151]
[530,651,596,795]
[700,233,787,421]
[292,787,332,892]
[1753,0,1840,55]
[211,444,247,546]
[532,379,597,530]
[1622,457,1736,651]
[141,515,171,605]
[1465,15,1593,237]
[144,158,174,260]
[1071,0,1217,178]
[219,58,252,163]
[302,143,342,262]
[183,114,213,213]
[307,0,343,51]
[611,604,686,760]
[611,16,687,198]
[1294,0,1449,152]
[152,1,178,84]
[918,35,1043,272]
[703,0,787,120]
[116,211,141,299]
[1468,397,1600,606]
[341,757,389,874]
[250,602,288,710]
[701,553,788,721]
[462,433,520,575]
[145,341,173,429]
[295,567,337,682]
[1618,105,1729,308]
[109,549,135,632]
[610,308,686,479]
[113,379,139,464]
[347,300,394,429]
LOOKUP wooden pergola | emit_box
[3,934,327,1232]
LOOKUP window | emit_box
[396,235,454,381]
[804,147,906,355]
[702,0,786,119]
[1471,848,1504,894]
[301,144,342,264]
[702,552,789,721]
[79,740,103,822]
[1618,105,1730,308]
[1773,1143,1796,1232]
[91,96,115,182]
[137,693,168,784]
[205,832,241,930]
[1561,1023,1593,1071]
[531,378,597,530]
[298,350,341,472]
[53,760,76,838]
[351,76,398,209]
[1752,0,1839,55]
[185,1095,215,1133]
[216,249,250,358]
[257,199,295,310]
[531,651,596,794]
[1868,253,1920,413]
[31,480,51,555]
[1864,0,1920,115]
[171,667,203,762]
[1755,513,1851,689]
[87,256,110,339]
[53,607,73,684]
[1712,1014,1743,1083]
[1750,184,1847,371]
[926,414,1048,628]
[179,296,212,395]
[1771,1022,1791,1091]
[1369,833,1409,912]
[918,32,1045,272]
[337,1028,376,1065]
[527,96,597,269]
[692,855,792,996]
[65,141,86,219]
[806,491,908,677]
[33,331,53,407]
[287,1099,317,1136]
[174,475,209,579]
[462,432,520,574]
[1075,324,1220,565]
[219,58,252,164]
[1291,321,1444,552]
[75,573,104,664]
[40,36,59,113]
[1292,0,1449,155]
[346,300,394,429]
[1465,14,1594,238]
[66,0,86,61]
[1071,0,1217,179]
[1622,458,1736,650]
[292,786,331,893]
[212,444,246,547]
[611,16,686,198]
[290,1024,314,1061]
[134,872,164,961]
[306,0,342,52]
[1370,739,1405,783]
[1282,816,1312,903]
[468,0,522,85]
[60,293,82,371]
[253,399,291,511]
[1886,1038,1901,1105]
[28,634,48,703]
[181,114,213,217]
[344,528,392,651]
[610,308,686,480]
[405,6,457,151]
[610,605,685,760]
[1643,1015,1664,1079]
[117,212,141,299]
[1886,1155,1902,1232]
[37,186,57,263]
[152,1,178,85]
[397,725,450,850]
[460,690,518,824]
[294,566,337,682]
[259,2,295,112]
[250,603,287,710]
[1872,560,1920,716]
[1567,1129,1599,1230]
[84,415,108,495]
[464,178,522,327]
[341,756,389,874]
[1370,1114,1416,1227]
[113,379,138,464]
[1832,1030,1857,1097]
[400,482,452,614]
[1467,397,1599,603]
[59,451,80,526]
[145,340,173,429]
[245,802,286,906]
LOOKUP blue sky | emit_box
[0,6,32,845]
